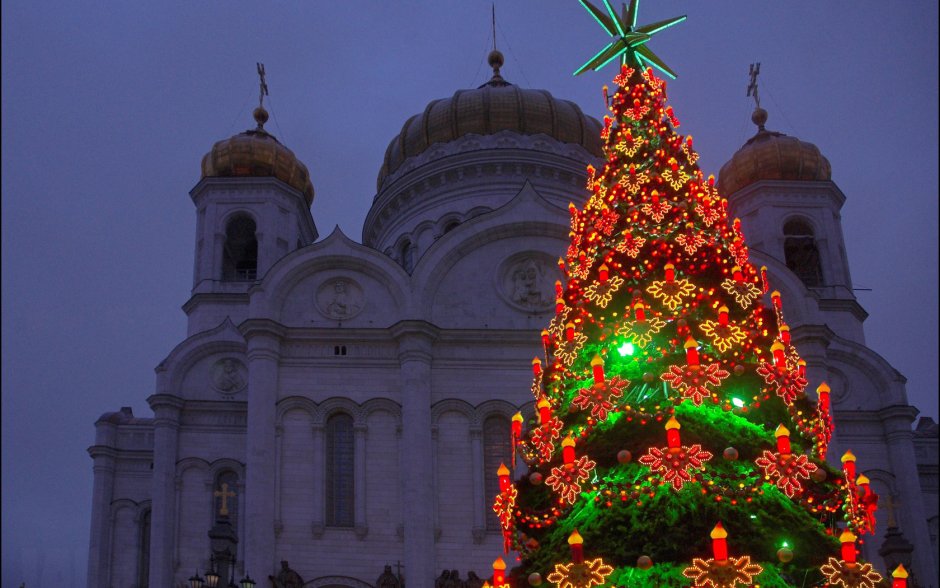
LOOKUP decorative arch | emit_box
[176,456,211,477]
[304,576,373,588]
[155,318,246,397]
[475,399,520,422]
[315,396,365,426]
[360,397,403,428]
[431,398,477,429]
[276,396,318,425]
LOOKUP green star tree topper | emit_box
[488,2,893,586]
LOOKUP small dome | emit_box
[718,109,831,197]
[376,53,603,190]
[201,107,314,206]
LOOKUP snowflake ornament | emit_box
[660,363,731,406]
[545,455,596,504]
[639,444,713,491]
[571,376,629,420]
[719,278,761,309]
[676,230,707,255]
[682,555,764,588]
[819,558,884,587]
[646,278,697,311]
[615,133,642,157]
[698,321,748,353]
[756,362,808,404]
[546,558,614,588]
[584,275,624,308]
[492,485,518,547]
[661,161,691,190]
[640,196,671,222]
[616,231,646,257]
[613,67,635,88]
[682,140,700,166]
[625,99,650,120]
[694,199,721,226]
[618,167,650,194]
[556,332,588,367]
[642,67,665,92]
[593,208,620,236]
[531,417,563,461]
[616,315,666,347]
[754,450,818,498]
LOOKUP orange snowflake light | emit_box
[545,558,614,588]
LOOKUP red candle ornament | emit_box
[492,557,507,585]
[797,359,807,378]
[817,382,830,412]
[892,564,908,588]
[598,263,610,283]
[664,263,675,283]
[565,322,575,342]
[537,398,552,425]
[841,450,857,484]
[532,357,542,377]
[731,265,744,283]
[718,305,729,327]
[771,290,782,311]
[665,416,681,450]
[839,530,858,564]
[497,463,511,493]
[685,337,700,366]
[710,522,729,563]
[568,529,585,564]
[555,280,564,297]
[760,266,769,293]
[775,424,792,456]
[591,354,605,386]
[771,341,786,368]
[555,297,565,314]
[779,324,791,346]
[541,329,550,348]
[856,474,872,500]
[561,435,576,466]
[511,411,523,439]
[557,257,565,272]
[634,300,646,322]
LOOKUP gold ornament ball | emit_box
[777,547,793,563]
[637,555,653,570]
[617,449,632,464]
[733,364,746,376]
[529,472,543,485]
[723,447,739,461]
[643,372,655,383]
[528,572,543,586]
[811,468,827,483]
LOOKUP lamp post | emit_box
[188,571,205,588]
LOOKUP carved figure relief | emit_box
[316,278,364,320]
[270,560,304,588]
[499,255,557,312]
[211,358,247,396]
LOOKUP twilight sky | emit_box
[2,1,937,586]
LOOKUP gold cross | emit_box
[747,62,761,108]
[214,482,236,516]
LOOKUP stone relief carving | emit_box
[211,358,247,396]
[316,278,364,320]
[498,254,557,312]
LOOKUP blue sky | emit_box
[2,1,937,585]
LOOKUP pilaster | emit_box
[147,394,184,588]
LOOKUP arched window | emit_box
[137,509,151,588]
[213,470,239,531]
[783,219,823,287]
[483,415,511,531]
[400,240,415,273]
[443,220,459,234]
[326,413,355,527]
[222,216,258,281]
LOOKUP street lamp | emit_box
[188,571,205,588]
[239,575,255,588]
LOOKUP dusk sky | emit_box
[2,1,937,586]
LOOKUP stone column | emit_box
[878,405,937,585]
[354,423,369,539]
[241,320,284,581]
[147,394,184,588]
[470,425,486,543]
[86,421,117,588]
[393,322,438,587]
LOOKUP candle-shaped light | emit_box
[841,450,857,482]
[568,529,585,564]
[541,329,551,348]
[839,530,858,564]
[565,322,575,343]
[760,266,769,293]
[598,263,609,283]
[492,557,506,586]
[532,357,542,377]
[497,463,511,493]
[771,290,782,311]
[511,412,523,439]
[718,305,729,327]
[731,265,744,283]
[555,297,565,314]
[590,354,605,386]
[665,416,681,451]
[664,263,676,283]
[891,564,908,588]
[771,341,786,368]
[779,324,791,346]
[775,424,792,456]
[797,359,807,378]
[856,474,872,500]
[555,280,564,297]
[561,435,576,466]
[817,382,830,412]
[634,300,646,322]
[710,522,729,563]
[537,398,552,425]
[685,337,700,367]
[557,257,565,272]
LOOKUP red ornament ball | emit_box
[642,372,655,383]
[811,468,827,483]
[723,447,739,461]
[733,364,746,376]
[617,450,632,464]
[527,572,543,586]
[529,472,543,485]
[777,547,793,563]
[637,555,653,570]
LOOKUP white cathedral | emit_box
[86,52,938,588]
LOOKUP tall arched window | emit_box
[400,240,415,273]
[483,415,511,531]
[222,216,258,281]
[213,470,239,531]
[137,509,151,588]
[783,218,823,287]
[326,413,355,527]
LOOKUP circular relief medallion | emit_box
[497,253,558,313]
[316,278,364,320]
[211,358,247,396]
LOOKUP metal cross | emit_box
[214,482,236,516]
[257,62,269,109]
[747,62,761,108]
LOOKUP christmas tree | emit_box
[490,2,886,587]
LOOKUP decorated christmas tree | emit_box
[490,2,892,587]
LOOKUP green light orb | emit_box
[731,397,745,408]
[618,342,635,356]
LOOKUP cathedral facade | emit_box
[87,54,938,587]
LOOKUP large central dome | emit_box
[376,51,602,190]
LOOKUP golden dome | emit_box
[201,107,314,206]
[718,108,831,197]
[377,51,603,190]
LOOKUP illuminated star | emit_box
[575,0,686,78]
